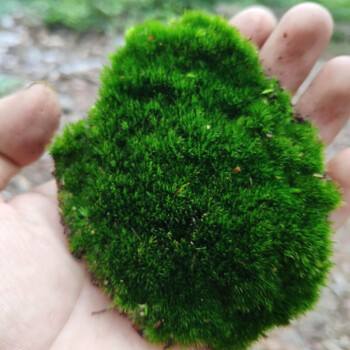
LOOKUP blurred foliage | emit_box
[0,0,349,35]
[0,0,220,32]
[0,74,22,98]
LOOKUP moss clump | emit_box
[51,12,341,350]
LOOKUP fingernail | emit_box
[26,81,57,94]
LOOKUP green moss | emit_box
[51,12,341,350]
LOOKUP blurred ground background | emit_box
[0,0,349,349]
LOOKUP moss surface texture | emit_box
[51,12,341,350]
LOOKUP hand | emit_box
[0,3,349,350]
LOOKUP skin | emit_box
[0,3,349,350]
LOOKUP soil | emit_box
[1,9,349,350]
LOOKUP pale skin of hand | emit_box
[0,3,350,350]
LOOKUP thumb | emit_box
[0,82,61,190]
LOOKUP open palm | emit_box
[1,3,350,350]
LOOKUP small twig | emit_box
[91,306,114,315]
[131,227,141,240]
[174,182,190,197]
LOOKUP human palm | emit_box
[1,3,350,350]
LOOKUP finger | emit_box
[229,6,277,48]
[296,56,350,144]
[0,83,61,190]
[328,148,350,231]
[260,3,333,93]
[0,156,20,191]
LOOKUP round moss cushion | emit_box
[51,11,340,350]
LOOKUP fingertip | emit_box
[328,148,350,230]
[288,2,333,33]
[23,82,61,144]
[0,82,61,166]
[279,2,333,46]
[322,55,350,76]
[296,55,350,144]
[26,80,58,95]
[260,2,333,92]
[229,6,277,48]
[328,148,350,188]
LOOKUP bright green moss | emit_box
[51,12,341,350]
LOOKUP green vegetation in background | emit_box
[0,0,349,33]
[0,75,22,98]
[0,0,220,32]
